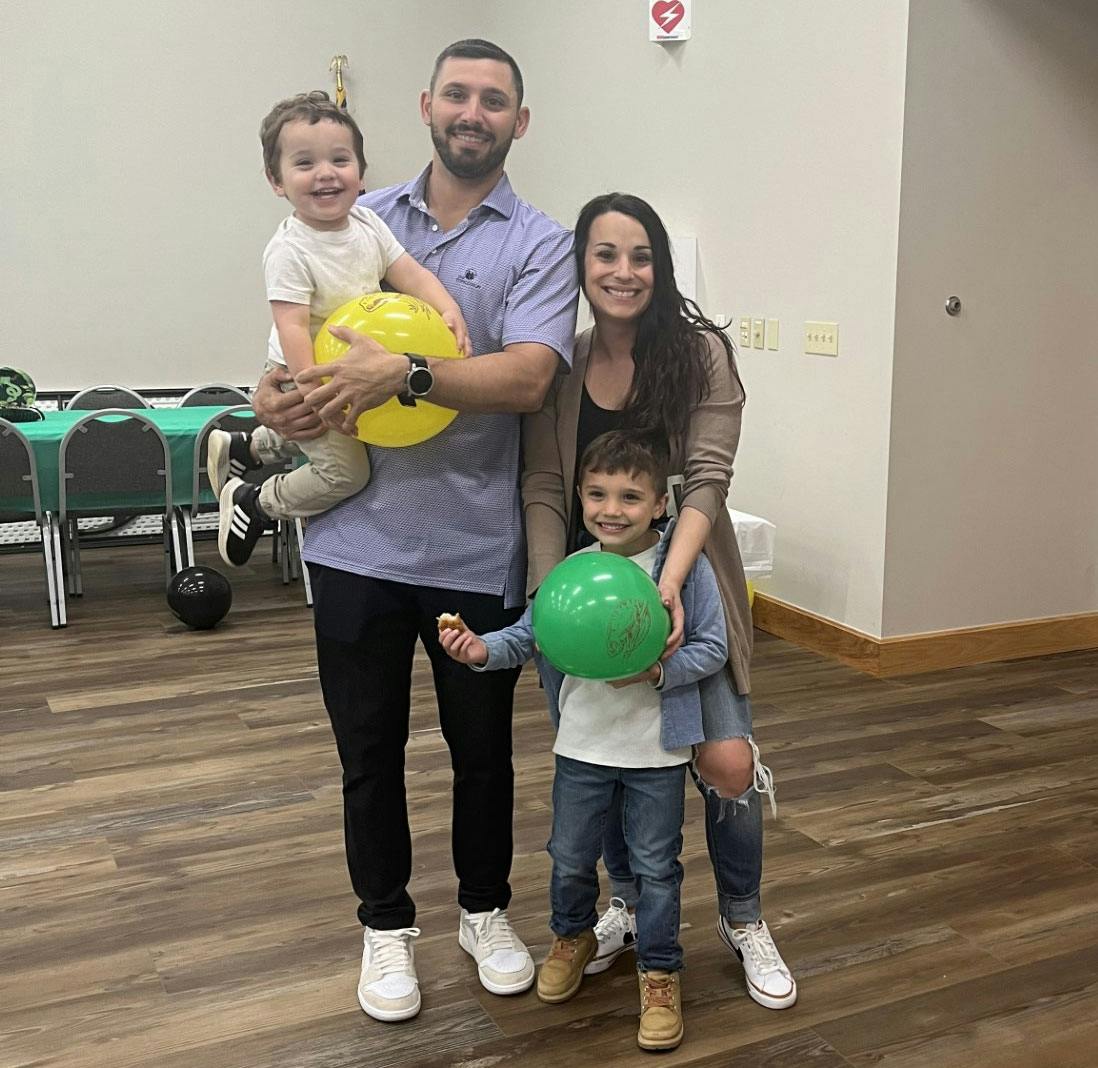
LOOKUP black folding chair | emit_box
[187,407,311,605]
[58,409,183,599]
[63,385,153,537]
[66,385,150,411]
[184,406,259,565]
[0,418,64,626]
[179,384,251,408]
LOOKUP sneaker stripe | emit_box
[218,478,267,569]
[230,508,253,538]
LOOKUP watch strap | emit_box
[398,354,431,407]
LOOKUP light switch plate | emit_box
[804,321,839,356]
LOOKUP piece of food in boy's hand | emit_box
[437,612,466,633]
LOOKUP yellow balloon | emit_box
[313,292,464,447]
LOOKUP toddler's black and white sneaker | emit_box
[218,477,270,567]
[207,431,258,499]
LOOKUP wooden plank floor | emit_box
[3,541,1098,1067]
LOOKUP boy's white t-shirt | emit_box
[553,538,691,769]
[262,205,405,366]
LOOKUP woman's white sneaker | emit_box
[358,926,422,1022]
[718,917,797,1009]
[458,908,535,994]
[584,896,637,975]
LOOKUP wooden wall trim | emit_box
[751,595,883,674]
[752,593,1098,677]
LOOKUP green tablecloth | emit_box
[9,406,254,513]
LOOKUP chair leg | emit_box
[169,511,184,575]
[181,507,196,568]
[163,521,172,584]
[61,519,73,596]
[287,523,300,581]
[295,518,313,607]
[51,515,67,626]
[68,517,84,597]
[279,521,291,585]
[40,515,60,628]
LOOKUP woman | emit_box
[522,193,796,1009]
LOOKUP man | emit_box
[252,39,578,1023]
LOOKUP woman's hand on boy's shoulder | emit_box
[657,579,685,659]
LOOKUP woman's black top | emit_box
[568,385,626,552]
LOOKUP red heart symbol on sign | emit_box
[652,0,685,34]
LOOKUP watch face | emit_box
[408,366,433,397]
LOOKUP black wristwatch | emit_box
[398,354,434,407]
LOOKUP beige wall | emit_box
[495,0,910,636]
[10,2,1095,639]
[883,0,1098,634]
[3,1,473,391]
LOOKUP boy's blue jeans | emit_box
[603,768,763,923]
[603,676,764,924]
[549,755,686,973]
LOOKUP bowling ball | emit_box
[167,566,232,629]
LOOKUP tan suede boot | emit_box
[637,969,684,1051]
[536,929,598,1003]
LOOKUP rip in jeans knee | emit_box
[694,736,778,821]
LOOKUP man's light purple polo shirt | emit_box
[302,167,579,607]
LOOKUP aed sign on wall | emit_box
[649,0,692,42]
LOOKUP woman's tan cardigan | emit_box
[522,326,754,694]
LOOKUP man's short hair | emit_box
[260,90,367,183]
[578,430,670,495]
[429,38,524,106]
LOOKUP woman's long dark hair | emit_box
[574,193,742,441]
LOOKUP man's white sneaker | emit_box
[584,896,637,975]
[458,908,535,995]
[718,917,797,1009]
[357,926,422,1022]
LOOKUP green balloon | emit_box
[532,551,670,680]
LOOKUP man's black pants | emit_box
[310,564,523,929]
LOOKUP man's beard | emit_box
[431,120,514,180]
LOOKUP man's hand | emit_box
[439,626,489,667]
[252,366,326,441]
[295,326,407,436]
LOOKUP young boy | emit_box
[209,90,469,568]
[439,430,728,1052]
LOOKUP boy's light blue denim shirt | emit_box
[478,518,728,751]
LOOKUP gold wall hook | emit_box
[329,55,348,94]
